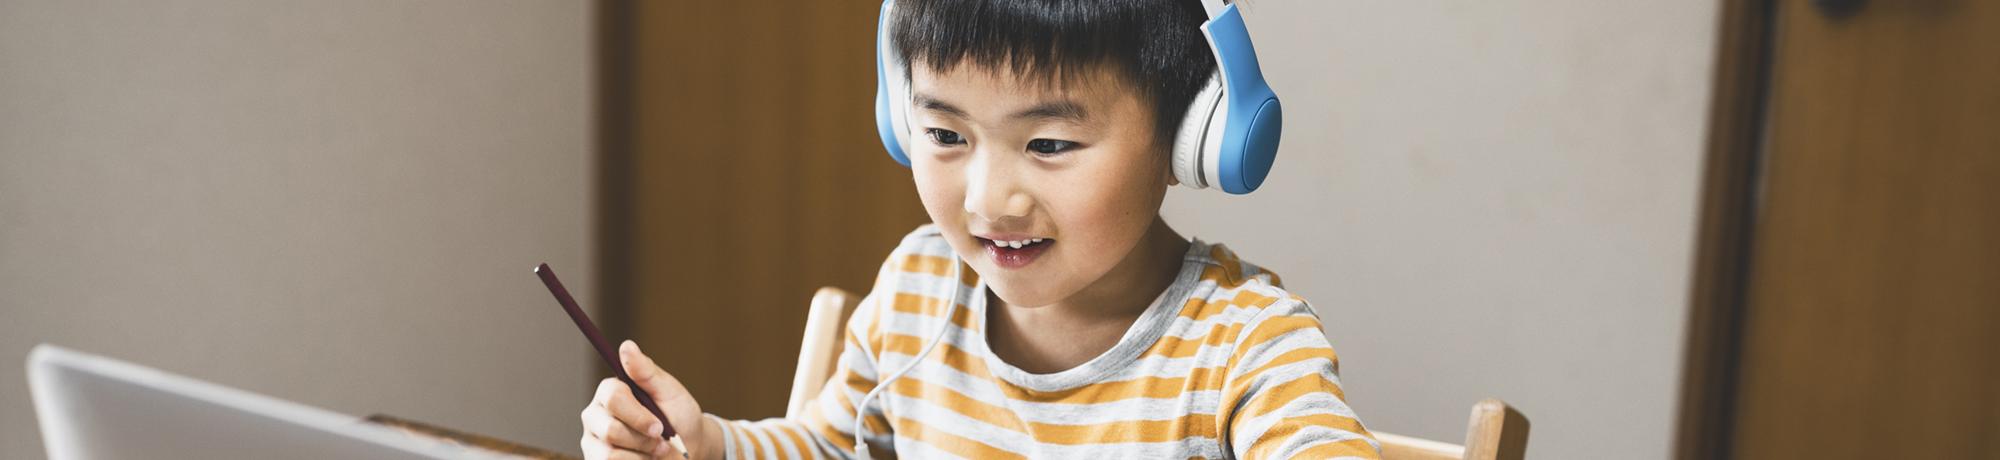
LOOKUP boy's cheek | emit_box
[909,162,954,213]
[910,162,972,242]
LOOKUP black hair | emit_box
[891,0,1218,147]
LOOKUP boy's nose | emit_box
[963,152,1032,220]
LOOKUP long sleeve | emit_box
[1219,298,1380,459]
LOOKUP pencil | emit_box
[535,263,689,458]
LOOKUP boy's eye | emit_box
[1026,139,1078,156]
[926,128,965,146]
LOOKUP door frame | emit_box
[1672,1,1775,458]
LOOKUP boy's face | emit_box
[907,62,1172,308]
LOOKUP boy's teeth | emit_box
[991,238,1046,249]
[989,237,1052,249]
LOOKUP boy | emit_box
[580,0,1377,458]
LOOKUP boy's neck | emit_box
[986,218,1190,373]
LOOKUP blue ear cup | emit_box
[1194,3,1282,194]
[874,0,912,166]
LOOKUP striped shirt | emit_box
[710,225,1378,459]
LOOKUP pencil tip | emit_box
[669,435,690,459]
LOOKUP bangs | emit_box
[890,0,1216,142]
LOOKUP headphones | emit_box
[873,0,1284,194]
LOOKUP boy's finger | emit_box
[589,378,664,438]
[606,448,656,460]
[580,434,607,459]
[603,383,665,437]
[582,404,662,453]
[580,435,657,460]
[591,377,625,406]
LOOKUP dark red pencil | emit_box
[535,263,688,457]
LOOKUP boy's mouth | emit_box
[975,236,1053,269]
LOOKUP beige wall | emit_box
[0,0,592,457]
[1162,1,1717,458]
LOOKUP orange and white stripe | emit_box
[711,225,1378,459]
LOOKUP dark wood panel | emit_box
[1672,0,1775,457]
[598,0,929,419]
[1726,0,2000,458]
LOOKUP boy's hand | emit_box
[580,341,722,460]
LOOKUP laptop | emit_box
[26,344,506,459]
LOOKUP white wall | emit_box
[0,0,593,457]
[1164,1,1718,458]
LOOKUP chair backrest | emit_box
[785,287,1529,460]
[786,287,860,419]
[1375,399,1531,460]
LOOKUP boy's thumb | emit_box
[619,340,672,396]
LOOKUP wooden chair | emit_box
[786,287,864,419]
[786,287,1530,460]
[1372,401,1531,460]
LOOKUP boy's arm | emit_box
[705,292,893,460]
[1221,299,1381,459]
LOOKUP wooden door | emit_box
[596,1,929,419]
[1677,0,2000,458]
